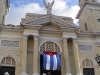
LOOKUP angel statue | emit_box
[43,0,54,14]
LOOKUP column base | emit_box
[66,73,72,75]
[76,73,82,75]
[20,72,28,75]
[32,73,39,75]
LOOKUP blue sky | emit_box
[7,0,80,25]
[10,0,78,7]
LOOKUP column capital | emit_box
[63,38,68,43]
[34,36,38,40]
[73,38,77,43]
[23,35,28,40]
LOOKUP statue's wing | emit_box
[43,0,48,8]
[50,0,54,7]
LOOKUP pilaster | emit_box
[73,38,82,75]
[63,38,71,75]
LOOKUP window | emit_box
[84,23,88,31]
[82,59,94,66]
[1,57,16,66]
[40,41,60,52]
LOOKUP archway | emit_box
[40,41,61,75]
[82,59,95,75]
[0,57,16,75]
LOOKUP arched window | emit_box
[1,57,16,66]
[84,23,88,31]
[40,41,60,52]
[82,59,94,66]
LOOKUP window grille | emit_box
[1,57,16,66]
[82,59,94,66]
[40,41,60,52]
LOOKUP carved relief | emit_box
[0,40,20,47]
[78,45,93,51]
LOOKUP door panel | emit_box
[0,66,15,75]
[83,68,94,75]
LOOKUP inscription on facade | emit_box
[0,40,20,47]
[78,45,93,51]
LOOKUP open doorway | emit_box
[0,66,15,75]
[83,68,94,75]
[40,55,61,75]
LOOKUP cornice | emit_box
[77,32,100,37]
[1,29,23,32]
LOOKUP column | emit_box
[63,38,71,75]
[21,35,28,75]
[73,39,82,75]
[33,36,39,75]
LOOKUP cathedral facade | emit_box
[0,0,100,75]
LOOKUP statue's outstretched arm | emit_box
[50,0,54,7]
[43,0,48,8]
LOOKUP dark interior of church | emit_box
[40,55,61,75]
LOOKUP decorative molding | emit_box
[63,38,67,43]
[23,32,39,36]
[62,35,77,39]
[23,35,28,40]
[34,36,38,40]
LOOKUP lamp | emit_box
[95,54,100,66]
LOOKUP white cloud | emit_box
[6,0,80,25]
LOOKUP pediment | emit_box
[21,14,79,30]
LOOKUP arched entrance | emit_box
[82,59,95,75]
[40,41,61,75]
[0,57,16,75]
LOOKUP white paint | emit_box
[46,55,50,70]
[53,55,57,70]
